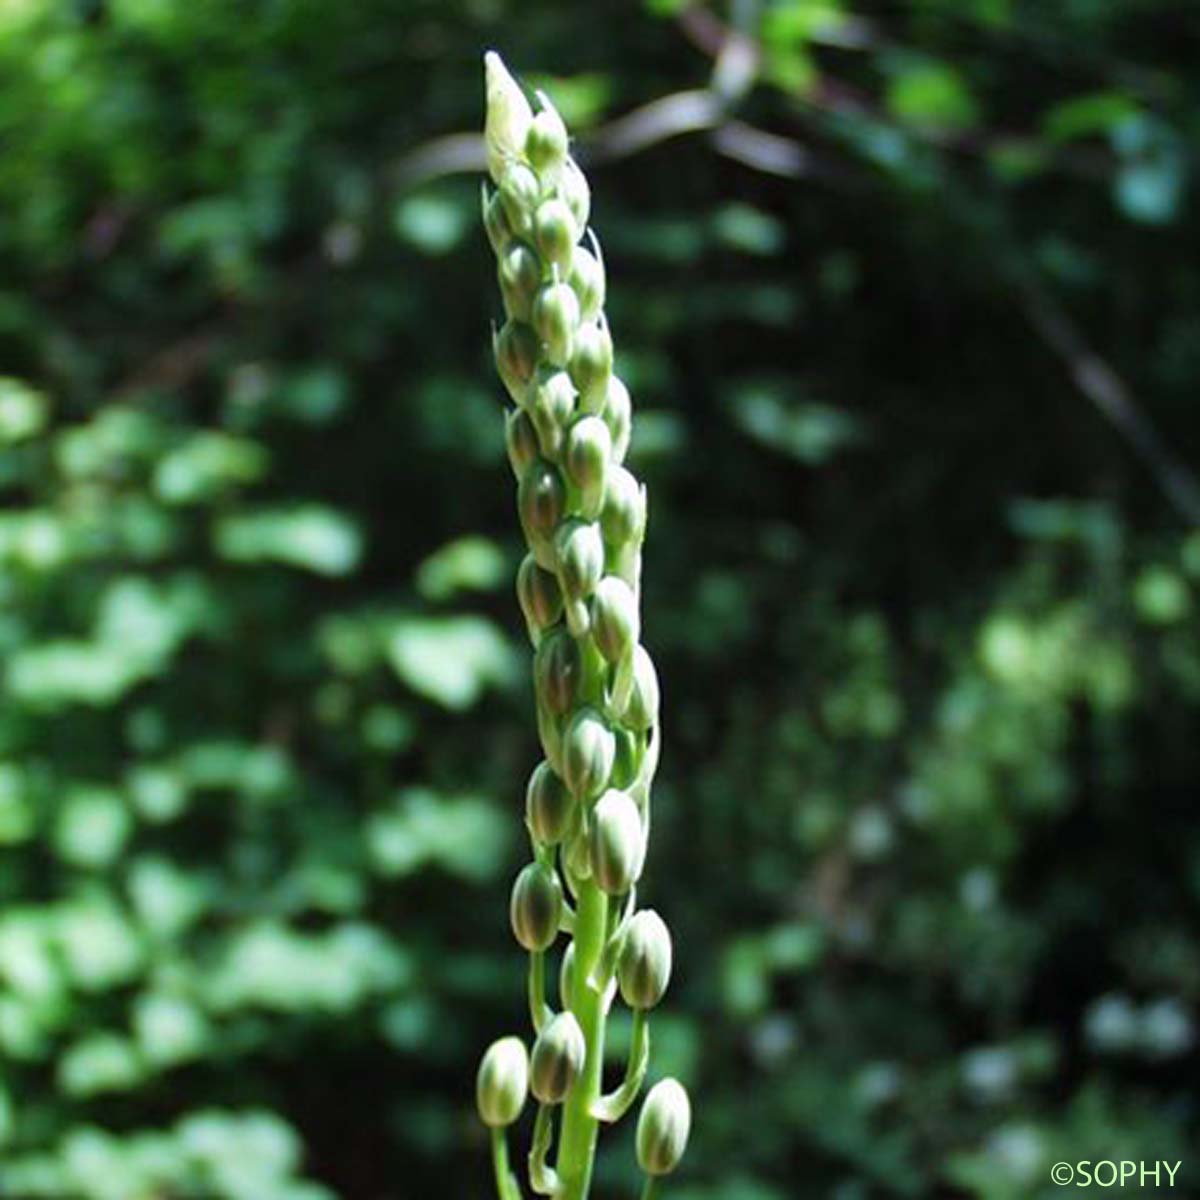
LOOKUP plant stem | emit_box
[555,877,609,1199]
[640,1178,661,1200]
[491,1126,521,1200]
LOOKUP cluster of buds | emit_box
[474,53,690,1200]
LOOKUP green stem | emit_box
[555,878,609,1200]
[640,1178,661,1200]
[528,1103,560,1195]
[592,1007,648,1123]
[491,1126,522,1200]
[528,950,551,1034]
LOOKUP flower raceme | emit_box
[472,51,690,1200]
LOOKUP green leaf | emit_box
[394,189,471,256]
[384,614,516,710]
[215,505,362,576]
[1042,90,1140,143]
[415,536,507,602]
[366,788,510,882]
[0,378,48,442]
[726,379,863,463]
[886,60,979,132]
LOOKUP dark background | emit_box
[0,1,1197,1197]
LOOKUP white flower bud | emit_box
[526,760,573,845]
[637,1079,691,1175]
[525,94,569,176]
[569,242,606,323]
[618,910,672,1010]
[534,198,578,271]
[510,861,564,952]
[517,554,563,636]
[534,627,582,717]
[568,320,613,414]
[499,161,541,238]
[591,575,639,665]
[602,375,632,463]
[600,465,646,551]
[498,240,542,322]
[623,644,660,732]
[564,415,612,519]
[485,52,534,184]
[562,707,615,800]
[532,280,580,367]
[476,1035,529,1127]
[560,157,591,232]
[589,788,645,895]
[506,409,540,479]
[530,1011,586,1104]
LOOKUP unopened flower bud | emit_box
[534,627,582,716]
[564,416,612,518]
[600,465,646,551]
[532,280,580,367]
[602,376,632,464]
[525,98,569,176]
[518,460,566,559]
[636,1079,691,1175]
[623,644,660,732]
[589,788,645,895]
[568,320,613,414]
[569,242,605,323]
[560,158,591,232]
[483,185,515,255]
[485,51,534,185]
[510,861,564,952]
[591,575,639,664]
[530,1011,586,1104]
[562,707,615,800]
[526,760,573,844]
[555,519,604,634]
[529,368,576,460]
[498,240,542,322]
[499,161,541,236]
[517,554,563,636]
[495,320,539,402]
[506,409,540,479]
[618,910,672,1010]
[534,198,577,271]
[476,1035,529,1127]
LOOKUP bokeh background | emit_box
[1,1,1198,1197]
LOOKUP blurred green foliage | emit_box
[0,0,1197,1197]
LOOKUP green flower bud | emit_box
[623,644,660,732]
[506,408,540,479]
[518,459,566,557]
[636,1079,691,1176]
[517,554,563,636]
[618,910,672,1010]
[568,320,613,414]
[560,157,591,232]
[485,51,534,185]
[532,280,580,367]
[530,1010,586,1104]
[526,760,573,844]
[534,627,582,717]
[483,184,514,255]
[610,725,641,790]
[476,1035,529,1128]
[529,368,576,460]
[510,861,564,952]
[495,320,539,402]
[602,376,632,464]
[600,465,646,551]
[591,575,639,664]
[559,941,576,1009]
[555,519,604,635]
[534,198,577,271]
[569,241,605,324]
[525,99,569,176]
[499,161,541,235]
[562,707,615,800]
[498,240,542,322]
[564,415,612,519]
[589,788,645,895]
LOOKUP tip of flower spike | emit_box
[483,52,533,184]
